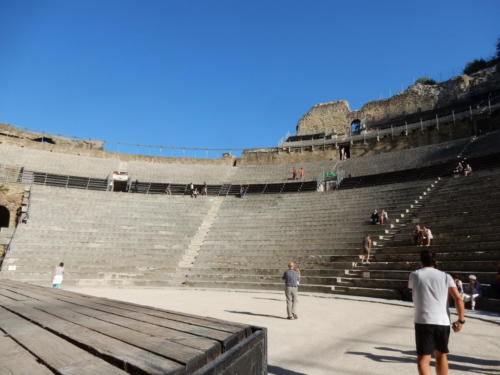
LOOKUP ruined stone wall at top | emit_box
[0,123,104,150]
[0,123,234,166]
[296,66,500,136]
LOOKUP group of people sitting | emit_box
[412,225,433,246]
[452,274,483,311]
[189,182,208,198]
[453,161,472,176]
[370,209,389,224]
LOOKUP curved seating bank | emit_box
[1,131,499,311]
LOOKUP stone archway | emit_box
[350,119,361,135]
[0,206,10,228]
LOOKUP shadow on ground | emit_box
[268,364,308,375]
[252,297,283,302]
[225,310,286,319]
[346,346,500,375]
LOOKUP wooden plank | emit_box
[52,295,236,348]
[0,294,185,375]
[0,281,265,375]
[2,280,250,334]
[0,287,206,373]
[22,299,209,372]
[0,286,213,367]
[4,287,223,361]
[0,306,128,375]
[0,334,55,375]
[48,300,222,359]
[1,282,242,349]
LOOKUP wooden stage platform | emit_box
[0,280,267,374]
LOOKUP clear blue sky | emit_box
[0,0,498,157]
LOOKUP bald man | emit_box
[282,262,300,319]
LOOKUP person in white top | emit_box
[408,250,465,375]
[52,262,64,289]
[422,226,433,247]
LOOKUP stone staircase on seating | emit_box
[337,169,500,311]
[186,180,433,297]
[0,186,214,287]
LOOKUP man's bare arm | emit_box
[449,286,465,332]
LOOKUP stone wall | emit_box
[241,111,500,165]
[0,123,103,150]
[0,123,235,166]
[296,67,500,136]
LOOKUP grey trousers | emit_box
[285,286,298,317]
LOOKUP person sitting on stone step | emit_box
[380,209,389,224]
[370,209,379,224]
[413,225,423,246]
[453,162,464,176]
[361,235,372,264]
[463,275,483,311]
[422,226,433,247]
[463,164,472,176]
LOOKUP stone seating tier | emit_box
[1,130,498,187]
[1,167,499,312]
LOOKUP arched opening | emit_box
[339,145,350,160]
[350,120,361,135]
[33,137,56,144]
[0,206,10,228]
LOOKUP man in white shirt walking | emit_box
[408,250,465,375]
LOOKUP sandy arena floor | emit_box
[69,287,500,375]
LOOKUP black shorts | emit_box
[415,323,450,355]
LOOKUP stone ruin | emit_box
[296,66,500,136]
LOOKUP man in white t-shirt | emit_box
[408,250,465,375]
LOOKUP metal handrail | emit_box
[278,102,500,150]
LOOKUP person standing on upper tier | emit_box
[299,167,304,179]
[409,250,465,375]
[282,262,300,320]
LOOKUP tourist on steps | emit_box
[413,225,424,246]
[298,167,304,179]
[292,167,297,180]
[422,226,433,247]
[463,164,472,176]
[282,262,299,320]
[380,209,389,224]
[361,235,372,264]
[463,275,483,311]
[453,162,464,176]
[370,209,379,224]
